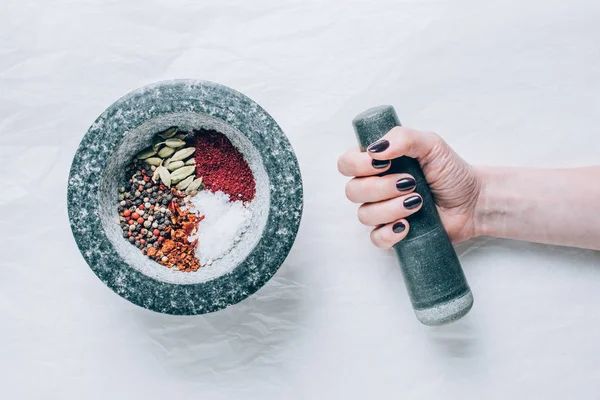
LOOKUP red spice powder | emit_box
[194,129,256,202]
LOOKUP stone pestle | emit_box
[352,105,473,326]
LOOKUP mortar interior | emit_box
[98,112,270,285]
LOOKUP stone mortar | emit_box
[68,80,303,315]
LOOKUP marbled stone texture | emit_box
[67,80,303,315]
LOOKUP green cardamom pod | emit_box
[144,157,162,166]
[170,147,195,162]
[175,175,195,190]
[164,138,186,148]
[157,165,171,188]
[185,177,203,194]
[152,167,160,183]
[184,158,196,165]
[152,137,164,152]
[158,146,175,158]
[166,160,184,171]
[170,166,195,183]
[174,133,187,140]
[158,127,178,139]
[137,147,157,160]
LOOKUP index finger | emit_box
[337,147,391,177]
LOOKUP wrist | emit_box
[472,166,511,238]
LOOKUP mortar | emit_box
[67,80,303,315]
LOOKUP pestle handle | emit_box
[352,105,473,325]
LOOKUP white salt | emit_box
[187,190,251,265]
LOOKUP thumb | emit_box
[366,126,441,161]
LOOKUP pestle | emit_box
[352,105,473,326]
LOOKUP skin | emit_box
[338,126,600,251]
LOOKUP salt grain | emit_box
[188,190,252,264]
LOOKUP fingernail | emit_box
[396,177,416,191]
[403,195,422,209]
[392,221,406,233]
[371,159,391,169]
[367,139,390,153]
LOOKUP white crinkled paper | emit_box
[2,0,600,398]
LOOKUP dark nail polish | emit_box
[396,177,416,192]
[403,195,422,209]
[371,159,391,169]
[393,221,406,233]
[367,139,390,153]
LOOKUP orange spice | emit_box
[145,190,205,272]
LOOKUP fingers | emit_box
[345,174,416,203]
[370,219,410,249]
[358,193,423,226]
[366,126,441,161]
[337,147,391,177]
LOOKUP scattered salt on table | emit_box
[187,190,251,264]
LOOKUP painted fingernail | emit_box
[403,195,422,209]
[367,139,390,153]
[372,159,391,169]
[393,221,406,233]
[396,177,416,192]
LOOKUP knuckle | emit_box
[428,131,442,141]
[357,204,370,225]
[337,156,349,175]
[336,157,344,173]
[345,180,359,202]
[370,230,384,248]
[370,228,391,249]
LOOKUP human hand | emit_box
[337,127,482,248]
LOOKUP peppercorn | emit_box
[129,237,135,243]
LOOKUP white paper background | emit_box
[2,0,600,398]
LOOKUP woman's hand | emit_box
[337,126,482,249]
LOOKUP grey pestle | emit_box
[352,105,473,326]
